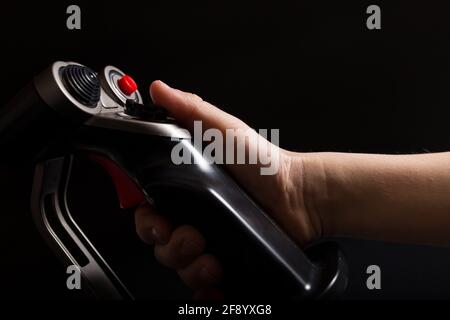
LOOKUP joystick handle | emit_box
[75,130,348,298]
[0,61,348,299]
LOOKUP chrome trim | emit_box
[86,112,191,139]
[35,61,103,117]
[101,66,143,104]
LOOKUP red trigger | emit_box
[88,154,146,209]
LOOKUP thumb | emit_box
[149,81,285,230]
[149,80,248,132]
[149,80,281,179]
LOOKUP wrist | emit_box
[279,151,330,244]
[297,152,335,239]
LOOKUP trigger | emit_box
[88,154,146,209]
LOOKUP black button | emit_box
[124,100,171,122]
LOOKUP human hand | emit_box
[135,80,323,299]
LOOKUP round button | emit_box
[117,75,138,96]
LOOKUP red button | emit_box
[117,75,138,96]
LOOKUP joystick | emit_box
[0,61,348,299]
[61,65,101,107]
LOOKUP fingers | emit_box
[149,80,249,132]
[135,203,171,245]
[155,225,206,269]
[178,254,223,290]
[135,203,223,293]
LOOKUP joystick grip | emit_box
[1,61,348,299]
[80,132,348,298]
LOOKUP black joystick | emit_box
[0,61,348,300]
[61,64,101,107]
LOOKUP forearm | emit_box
[302,152,450,245]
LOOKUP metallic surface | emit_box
[86,112,191,139]
[4,60,348,299]
[101,65,143,105]
[31,156,133,299]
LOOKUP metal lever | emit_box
[30,155,133,299]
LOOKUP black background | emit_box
[1,0,450,299]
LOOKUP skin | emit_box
[135,80,450,299]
